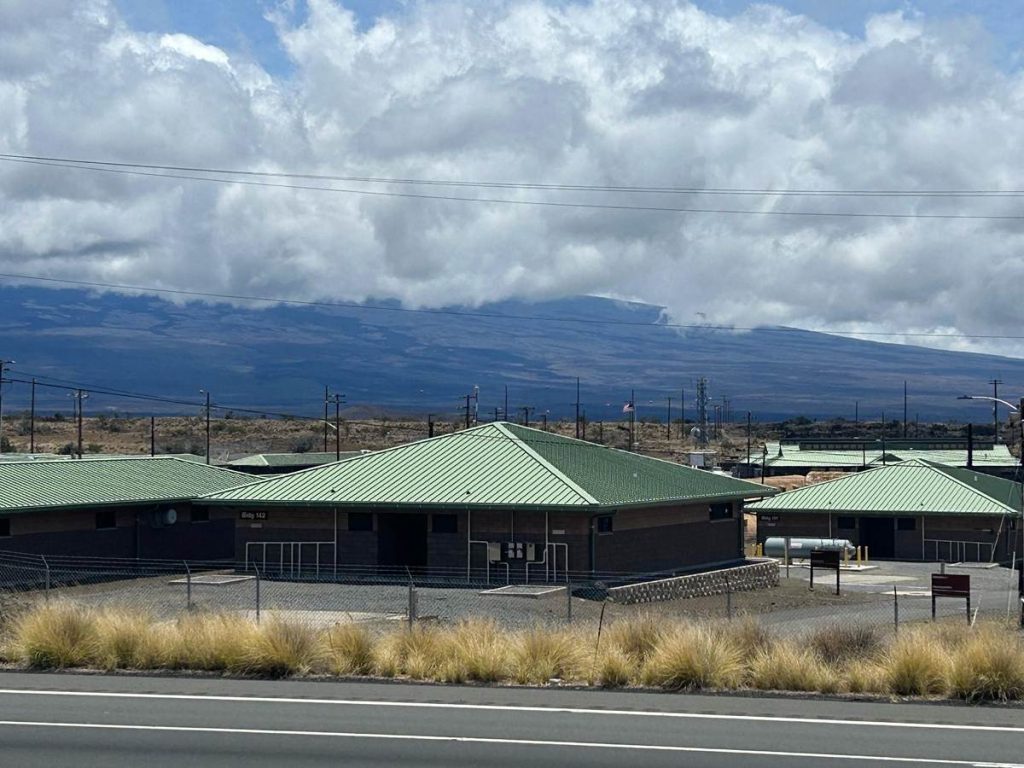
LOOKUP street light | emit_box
[0,359,13,453]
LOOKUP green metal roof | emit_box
[226,451,363,468]
[744,442,1019,468]
[203,422,775,509]
[749,459,1022,517]
[0,457,258,514]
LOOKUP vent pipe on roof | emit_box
[967,423,974,468]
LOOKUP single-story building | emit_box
[749,458,1023,562]
[225,451,364,475]
[0,457,256,559]
[200,422,776,578]
[737,438,1019,480]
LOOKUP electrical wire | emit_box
[1,156,1022,220]
[3,152,1024,197]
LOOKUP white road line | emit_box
[0,719,1011,766]
[0,688,1020,734]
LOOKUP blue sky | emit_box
[115,0,1023,74]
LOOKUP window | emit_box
[709,503,733,521]
[190,507,209,524]
[837,516,856,530]
[596,516,613,533]
[897,517,916,531]
[432,513,458,534]
[348,512,373,532]
[0,518,9,538]
[95,510,117,529]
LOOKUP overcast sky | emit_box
[2,0,1023,356]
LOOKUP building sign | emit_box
[240,511,267,521]
[809,549,841,595]
[931,573,971,622]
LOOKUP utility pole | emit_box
[666,396,672,440]
[0,359,13,453]
[991,378,1004,443]
[696,377,709,447]
[680,387,685,434]
[541,412,548,431]
[199,389,211,465]
[29,378,36,453]
[575,377,580,439]
[323,385,329,451]
[330,393,346,460]
[150,415,155,456]
[71,389,87,459]
[903,381,908,439]
[504,385,508,424]
[520,406,534,427]
[746,411,752,474]
[855,400,859,425]
[629,389,636,451]
[461,387,479,429]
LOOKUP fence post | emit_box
[893,585,899,635]
[725,574,732,620]
[41,555,50,597]
[254,565,261,624]
[566,581,572,625]
[184,561,192,611]
[407,582,417,629]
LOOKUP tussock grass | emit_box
[808,624,881,665]
[238,619,321,678]
[883,629,951,697]
[949,625,1024,702]
[323,624,375,676]
[12,600,97,668]
[748,641,837,693]
[510,628,585,684]
[7,602,1024,701]
[642,625,744,690]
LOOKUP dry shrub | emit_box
[92,609,162,670]
[949,625,1024,702]
[808,624,882,666]
[748,641,837,693]
[372,626,445,679]
[238,619,322,677]
[163,612,256,671]
[510,628,586,685]
[642,625,743,690]
[322,623,375,676]
[883,629,951,697]
[605,614,664,664]
[12,600,96,668]
[842,660,889,694]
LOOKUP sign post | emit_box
[809,549,841,596]
[931,573,970,623]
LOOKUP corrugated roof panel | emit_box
[746,443,1020,468]
[206,423,775,508]
[0,457,258,513]
[749,459,1022,516]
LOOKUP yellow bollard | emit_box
[856,546,861,564]
[844,547,850,568]
[864,546,869,564]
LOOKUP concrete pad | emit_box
[480,585,566,598]
[168,575,255,586]
[240,609,405,627]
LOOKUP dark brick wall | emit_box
[594,518,741,573]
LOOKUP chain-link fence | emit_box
[1,549,1021,634]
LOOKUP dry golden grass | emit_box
[7,602,1024,702]
[949,624,1024,702]
[323,624,375,676]
[642,625,744,690]
[748,641,837,693]
[883,629,951,697]
[12,600,97,668]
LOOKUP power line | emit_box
[1,156,1021,221]
[3,271,1024,341]
[2,152,1023,197]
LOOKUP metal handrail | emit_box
[924,538,994,563]
[244,540,334,577]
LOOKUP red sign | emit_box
[932,574,970,598]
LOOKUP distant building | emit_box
[225,451,364,475]
[738,438,1019,480]
[201,423,776,577]
[0,457,255,559]
[748,459,1023,562]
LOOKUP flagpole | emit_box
[630,388,635,451]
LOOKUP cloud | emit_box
[1,0,1023,355]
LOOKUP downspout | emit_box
[545,509,550,582]
[467,508,472,581]
[589,516,596,576]
[333,507,338,579]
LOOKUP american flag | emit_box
[622,401,634,413]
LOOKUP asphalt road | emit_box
[0,672,1022,767]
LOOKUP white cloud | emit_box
[1,0,1023,354]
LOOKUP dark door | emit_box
[859,516,895,559]
[377,513,428,569]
